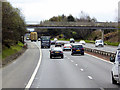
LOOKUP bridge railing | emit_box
[39,22,118,27]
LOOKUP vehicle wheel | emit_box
[61,55,64,59]
[81,53,84,55]
[112,73,117,84]
[50,55,52,59]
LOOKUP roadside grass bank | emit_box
[2,41,27,67]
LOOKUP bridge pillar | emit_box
[101,29,104,41]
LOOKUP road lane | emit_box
[31,49,99,88]
[64,51,120,88]
[52,40,118,53]
[84,43,118,53]
[2,42,40,88]
[31,45,119,88]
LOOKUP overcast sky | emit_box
[7,0,119,24]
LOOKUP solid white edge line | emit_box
[85,53,113,65]
[25,43,42,89]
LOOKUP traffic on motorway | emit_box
[2,33,120,89]
[33,35,120,86]
[25,33,120,86]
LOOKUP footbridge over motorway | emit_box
[26,22,118,30]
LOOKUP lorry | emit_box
[41,36,51,48]
[30,32,38,42]
[110,44,120,84]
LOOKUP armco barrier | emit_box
[84,47,116,57]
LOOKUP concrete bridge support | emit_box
[101,29,104,41]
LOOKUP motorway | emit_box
[52,40,118,53]
[2,41,120,89]
[84,43,118,53]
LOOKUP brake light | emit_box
[64,46,66,48]
[51,51,53,53]
[72,48,76,50]
[70,46,72,48]
[81,48,84,50]
[60,51,63,53]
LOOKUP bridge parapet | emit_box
[39,22,118,27]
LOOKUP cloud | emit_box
[7,0,119,22]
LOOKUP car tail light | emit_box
[60,51,63,53]
[51,51,53,53]
[70,46,72,48]
[64,46,66,48]
[72,48,76,50]
[81,48,84,50]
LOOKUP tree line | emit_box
[36,13,97,40]
[2,2,26,48]
[36,12,117,41]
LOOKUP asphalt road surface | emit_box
[2,41,120,89]
[2,41,40,88]
[84,43,118,53]
[31,42,120,88]
[52,40,118,53]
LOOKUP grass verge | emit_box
[2,41,24,60]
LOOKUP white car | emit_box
[26,37,29,40]
[38,38,41,41]
[63,44,72,51]
[110,44,120,84]
[95,40,104,47]
[54,38,58,41]
[79,40,86,45]
[70,38,75,43]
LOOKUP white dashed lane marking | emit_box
[80,69,84,71]
[88,76,93,80]
[71,60,74,62]
[75,64,78,66]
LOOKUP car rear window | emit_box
[53,48,62,51]
[72,45,83,48]
[64,44,71,46]
[96,40,103,43]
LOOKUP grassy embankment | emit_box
[2,41,24,60]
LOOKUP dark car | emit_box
[71,43,84,55]
[50,47,64,59]
[41,36,51,48]
[55,41,62,47]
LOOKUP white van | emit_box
[95,39,104,47]
[110,44,120,84]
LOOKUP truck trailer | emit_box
[30,32,38,42]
